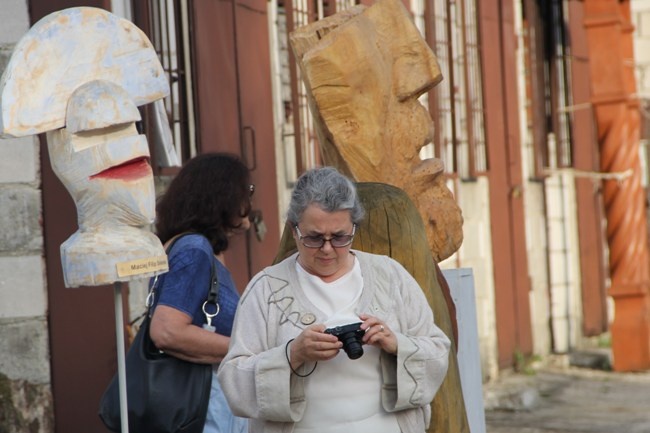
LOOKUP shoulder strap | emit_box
[147,233,220,324]
[203,253,220,317]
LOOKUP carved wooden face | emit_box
[301,0,442,183]
[47,124,155,229]
[293,0,463,261]
[46,81,155,229]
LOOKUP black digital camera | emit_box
[324,322,365,360]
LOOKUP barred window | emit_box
[134,1,197,172]
[424,0,487,179]
[522,0,573,178]
[277,0,324,178]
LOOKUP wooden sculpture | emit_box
[275,182,469,433]
[288,0,469,430]
[289,0,463,262]
[0,7,169,287]
[0,8,173,431]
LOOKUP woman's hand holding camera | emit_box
[290,324,342,370]
[289,315,397,371]
[359,314,398,355]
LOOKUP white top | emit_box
[294,259,400,433]
[296,258,362,326]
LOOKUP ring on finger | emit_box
[379,325,385,332]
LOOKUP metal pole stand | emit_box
[113,281,130,433]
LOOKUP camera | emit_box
[324,322,365,359]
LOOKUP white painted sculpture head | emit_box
[0,7,170,287]
[48,80,155,229]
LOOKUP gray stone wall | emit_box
[0,1,54,432]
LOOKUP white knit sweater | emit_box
[217,251,451,433]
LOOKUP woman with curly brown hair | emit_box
[150,152,252,433]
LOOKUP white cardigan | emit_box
[217,250,451,433]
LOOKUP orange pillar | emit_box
[584,0,650,371]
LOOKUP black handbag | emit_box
[99,234,220,433]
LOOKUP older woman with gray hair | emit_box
[217,167,450,433]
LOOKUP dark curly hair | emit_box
[155,153,252,255]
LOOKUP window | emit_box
[425,0,487,179]
[522,0,573,178]
[278,0,322,178]
[133,1,197,171]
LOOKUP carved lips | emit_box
[90,157,152,181]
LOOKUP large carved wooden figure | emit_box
[290,0,463,262]
[289,0,469,431]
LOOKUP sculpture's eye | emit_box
[70,123,138,152]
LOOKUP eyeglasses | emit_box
[294,224,356,248]
[249,184,255,197]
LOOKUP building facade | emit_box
[1,0,650,432]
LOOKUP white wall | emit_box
[545,173,584,352]
[523,181,553,356]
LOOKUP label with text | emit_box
[116,255,169,277]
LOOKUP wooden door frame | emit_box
[189,0,280,292]
[479,0,533,368]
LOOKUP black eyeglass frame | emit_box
[294,224,356,249]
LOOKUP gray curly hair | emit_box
[286,167,365,225]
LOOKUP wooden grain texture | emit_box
[289,0,463,262]
[275,182,470,433]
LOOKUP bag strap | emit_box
[202,252,220,325]
[146,233,220,325]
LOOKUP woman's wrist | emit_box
[288,339,302,367]
[285,338,317,377]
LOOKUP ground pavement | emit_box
[482,353,650,433]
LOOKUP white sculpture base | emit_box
[61,227,167,288]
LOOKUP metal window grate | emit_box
[282,0,330,175]
[427,0,487,179]
[138,0,196,168]
[550,0,573,169]
[522,0,574,178]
